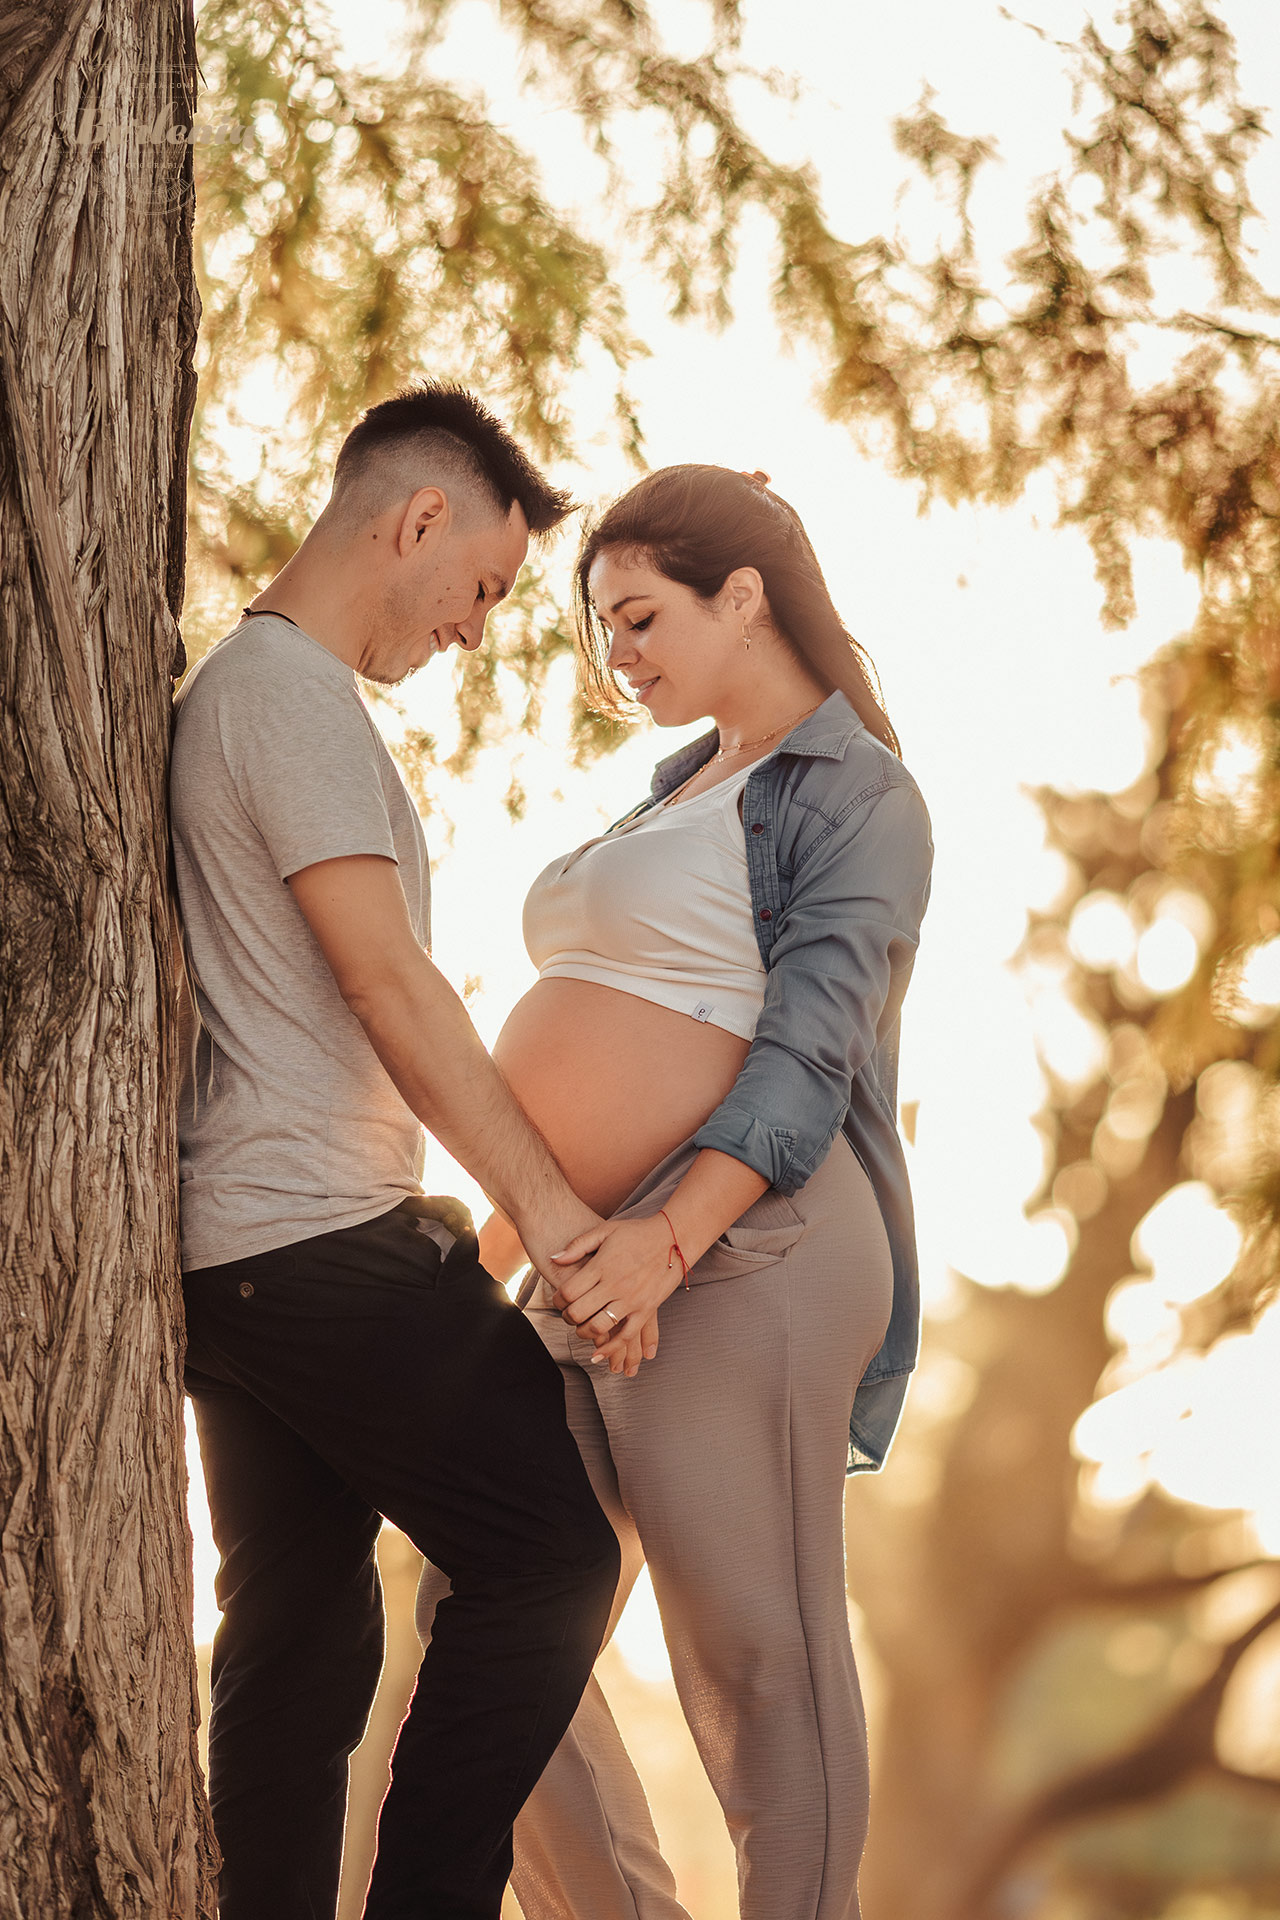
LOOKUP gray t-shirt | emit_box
[170,614,430,1270]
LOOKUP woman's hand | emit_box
[548,1214,687,1377]
[477,1210,529,1285]
[549,1153,768,1375]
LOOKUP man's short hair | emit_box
[330,383,574,537]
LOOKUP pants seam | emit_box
[581,1342,679,1920]
[787,1258,833,1920]
[578,1704,647,1920]
[518,1313,649,1920]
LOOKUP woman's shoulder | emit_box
[772,694,927,824]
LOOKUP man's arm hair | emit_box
[286,853,594,1263]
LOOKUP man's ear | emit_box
[397,485,448,557]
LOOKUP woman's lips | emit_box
[629,675,660,702]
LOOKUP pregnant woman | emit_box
[417,464,932,1919]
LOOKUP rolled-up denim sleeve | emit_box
[692,780,933,1194]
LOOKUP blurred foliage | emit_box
[187,0,884,769]
[826,1,1280,1292]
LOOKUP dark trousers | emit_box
[183,1200,621,1920]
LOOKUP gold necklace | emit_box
[663,700,825,807]
[709,700,824,765]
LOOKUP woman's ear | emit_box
[722,566,765,622]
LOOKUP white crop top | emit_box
[523,766,767,1042]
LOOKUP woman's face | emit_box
[587,549,759,725]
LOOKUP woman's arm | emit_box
[654,1149,770,1267]
[692,777,933,1195]
[477,1210,530,1284]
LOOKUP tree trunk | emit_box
[0,6,216,1914]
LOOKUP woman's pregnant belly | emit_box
[493,977,751,1216]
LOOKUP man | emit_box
[171,384,621,1920]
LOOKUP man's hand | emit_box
[477,1204,606,1302]
[518,1201,604,1292]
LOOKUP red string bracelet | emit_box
[660,1208,691,1289]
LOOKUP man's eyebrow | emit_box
[486,572,510,599]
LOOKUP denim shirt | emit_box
[627,692,933,1473]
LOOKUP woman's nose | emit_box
[605,632,634,670]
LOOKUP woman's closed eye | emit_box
[630,613,654,633]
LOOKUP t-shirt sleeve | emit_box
[227,663,399,883]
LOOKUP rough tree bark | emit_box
[0,5,217,1914]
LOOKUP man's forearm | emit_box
[346,949,590,1254]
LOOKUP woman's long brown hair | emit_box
[573,464,900,757]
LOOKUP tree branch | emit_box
[966,1595,1280,1908]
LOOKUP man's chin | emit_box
[362,647,434,688]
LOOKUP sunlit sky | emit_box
[187,0,1280,1663]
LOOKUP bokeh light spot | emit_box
[1017,1209,1076,1295]
[1052,1159,1108,1222]
[1067,891,1135,971]
[1132,1181,1242,1303]
[1235,935,1280,1026]
[1104,1276,1181,1363]
[1135,916,1199,995]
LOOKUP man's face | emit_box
[363,498,530,685]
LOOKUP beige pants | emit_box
[416,1133,893,1920]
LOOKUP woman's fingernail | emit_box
[643,1347,657,1360]
[591,1354,604,1365]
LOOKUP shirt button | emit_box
[759,907,773,922]
[238,1281,255,1299]
[751,822,765,835]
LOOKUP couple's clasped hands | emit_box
[494,1154,765,1377]
[547,1213,691,1377]
[482,1205,690,1377]
[498,1205,694,1374]
[505,1151,769,1375]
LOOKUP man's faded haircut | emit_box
[329,382,575,537]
